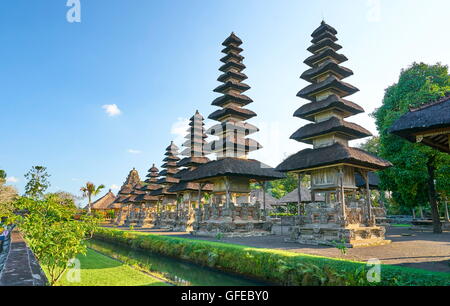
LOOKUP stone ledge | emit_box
[0,229,48,286]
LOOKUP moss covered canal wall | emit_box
[94,228,450,286]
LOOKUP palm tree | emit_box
[80,182,105,214]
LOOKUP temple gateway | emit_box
[276,21,392,247]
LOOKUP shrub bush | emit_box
[94,228,450,286]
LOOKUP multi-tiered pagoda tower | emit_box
[151,142,181,228]
[168,111,212,231]
[206,33,261,158]
[277,22,392,247]
[135,164,160,227]
[181,33,284,237]
[112,168,141,225]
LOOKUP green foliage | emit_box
[0,169,6,185]
[24,166,51,199]
[358,137,380,155]
[13,195,100,285]
[267,173,309,199]
[373,62,450,209]
[332,239,348,256]
[94,228,450,286]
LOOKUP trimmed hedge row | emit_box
[94,228,450,286]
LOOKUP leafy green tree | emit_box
[24,166,51,199]
[0,169,6,185]
[80,182,105,214]
[14,195,99,285]
[45,191,79,209]
[373,62,450,233]
[358,137,380,155]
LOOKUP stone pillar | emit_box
[339,167,346,225]
[297,173,303,216]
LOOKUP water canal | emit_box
[88,239,268,286]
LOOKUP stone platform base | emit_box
[190,220,272,238]
[287,225,391,248]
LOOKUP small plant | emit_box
[332,239,348,256]
[129,225,134,231]
[215,232,223,241]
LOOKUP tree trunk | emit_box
[87,194,92,214]
[445,198,449,222]
[419,206,424,219]
[427,157,442,234]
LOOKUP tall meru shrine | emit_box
[101,21,394,247]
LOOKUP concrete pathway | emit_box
[0,230,47,286]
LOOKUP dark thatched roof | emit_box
[390,95,450,153]
[180,158,285,182]
[294,94,364,122]
[167,182,213,193]
[211,92,253,107]
[208,106,256,121]
[276,142,392,172]
[290,116,372,143]
[307,39,342,54]
[304,48,348,67]
[355,172,381,189]
[278,187,325,204]
[311,21,338,37]
[222,32,243,46]
[301,60,353,83]
[297,76,359,101]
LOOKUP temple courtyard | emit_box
[104,226,450,273]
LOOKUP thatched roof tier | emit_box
[168,182,213,193]
[208,106,256,121]
[311,30,337,44]
[214,81,250,94]
[276,142,392,173]
[159,168,179,176]
[307,38,342,54]
[150,187,177,197]
[311,21,338,37]
[304,48,348,68]
[212,93,253,107]
[206,138,262,154]
[135,193,159,202]
[221,44,243,54]
[390,95,450,153]
[278,187,325,204]
[219,61,246,73]
[355,172,380,190]
[290,116,372,144]
[84,190,116,210]
[220,52,245,63]
[217,70,248,83]
[297,76,359,101]
[301,60,353,83]
[207,121,259,136]
[222,32,243,46]
[180,158,285,182]
[294,94,364,122]
[177,157,210,168]
[157,176,179,185]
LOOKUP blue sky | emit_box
[1,0,449,204]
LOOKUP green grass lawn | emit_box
[391,224,412,227]
[44,248,168,286]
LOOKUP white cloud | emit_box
[110,184,120,190]
[170,117,189,145]
[6,177,19,183]
[102,104,122,117]
[127,149,142,154]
